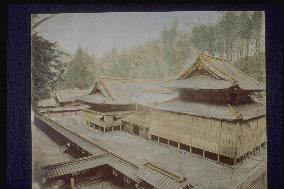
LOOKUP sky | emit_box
[34,12,222,58]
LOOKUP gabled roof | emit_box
[55,89,91,103]
[172,53,265,91]
[165,74,233,90]
[76,77,178,106]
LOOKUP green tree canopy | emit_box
[61,47,96,89]
[31,33,66,109]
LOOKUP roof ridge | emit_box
[144,160,185,183]
[40,153,109,169]
[231,61,265,87]
[200,52,231,63]
[176,53,231,80]
[204,61,237,84]
[96,75,166,82]
[201,53,264,87]
[98,79,115,101]
[151,96,180,106]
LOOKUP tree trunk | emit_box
[246,39,250,57]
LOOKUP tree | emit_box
[62,47,96,89]
[31,33,66,109]
[238,12,253,57]
[161,20,179,75]
[192,25,216,56]
[251,12,264,53]
[31,14,66,111]
[191,11,263,60]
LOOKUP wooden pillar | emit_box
[158,136,160,143]
[167,139,169,146]
[190,146,192,153]
[70,177,75,189]
[218,154,220,162]
[234,158,237,165]
[120,125,122,131]
[135,103,138,112]
[104,127,106,133]
[203,150,205,158]
[178,142,180,150]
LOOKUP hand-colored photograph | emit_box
[31,11,266,189]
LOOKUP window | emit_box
[151,135,158,141]
[169,140,178,148]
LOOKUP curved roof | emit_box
[164,76,232,90]
[175,53,265,91]
[150,98,266,121]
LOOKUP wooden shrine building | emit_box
[149,53,266,165]
[76,77,177,133]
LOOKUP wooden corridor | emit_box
[35,113,193,189]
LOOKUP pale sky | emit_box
[34,12,222,58]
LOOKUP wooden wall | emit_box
[149,110,266,158]
[236,117,266,157]
[81,110,132,127]
[124,122,149,139]
[81,110,104,125]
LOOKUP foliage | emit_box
[191,11,264,60]
[60,47,96,89]
[92,21,198,80]
[234,52,266,83]
[31,33,66,109]
[56,11,265,89]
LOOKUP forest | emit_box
[31,11,265,105]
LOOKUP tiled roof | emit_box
[38,105,89,113]
[176,53,265,91]
[122,112,150,127]
[37,99,57,107]
[35,114,107,155]
[40,153,141,182]
[40,154,109,180]
[55,89,90,103]
[134,165,189,189]
[164,75,232,90]
[78,78,178,106]
[151,98,266,121]
[76,93,109,104]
